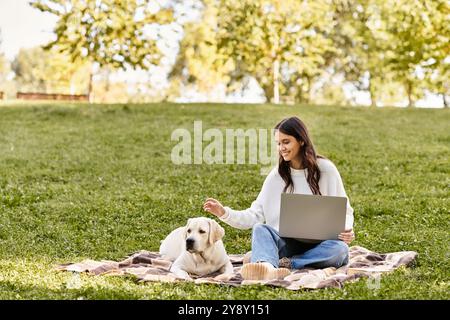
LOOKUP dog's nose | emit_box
[186,238,195,250]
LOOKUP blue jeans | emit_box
[250,223,349,269]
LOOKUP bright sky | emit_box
[0,0,57,60]
[0,0,443,107]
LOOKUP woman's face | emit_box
[275,130,302,162]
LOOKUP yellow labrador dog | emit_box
[159,217,233,280]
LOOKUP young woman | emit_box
[203,116,355,280]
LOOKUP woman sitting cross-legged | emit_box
[203,116,355,281]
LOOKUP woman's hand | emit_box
[338,229,355,244]
[203,198,226,218]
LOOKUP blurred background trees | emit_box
[12,47,90,94]
[0,30,16,100]
[0,0,448,107]
[30,0,174,102]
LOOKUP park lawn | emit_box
[0,102,448,300]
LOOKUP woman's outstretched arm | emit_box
[203,197,265,230]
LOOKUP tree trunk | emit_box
[273,58,280,104]
[260,80,274,104]
[296,77,311,104]
[442,93,449,108]
[368,73,377,107]
[88,70,93,103]
[305,76,311,104]
[406,81,414,107]
[105,68,111,92]
[295,84,303,104]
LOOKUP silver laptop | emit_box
[279,193,347,240]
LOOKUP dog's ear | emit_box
[184,219,192,239]
[208,219,225,244]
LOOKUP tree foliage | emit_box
[169,0,233,94]
[379,0,449,107]
[21,0,449,106]
[30,0,174,100]
[31,0,173,69]
[171,0,448,106]
[0,29,7,78]
[215,0,335,103]
[12,47,90,94]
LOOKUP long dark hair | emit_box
[275,117,324,195]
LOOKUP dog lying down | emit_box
[159,217,234,280]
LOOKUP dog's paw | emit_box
[177,274,193,281]
[172,270,193,281]
[214,273,235,281]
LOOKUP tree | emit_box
[30,0,174,102]
[419,0,450,108]
[169,0,234,96]
[168,0,448,107]
[12,46,90,94]
[0,54,6,77]
[328,0,385,107]
[380,0,449,107]
[0,29,7,80]
[0,29,15,99]
[0,50,7,99]
[216,0,335,104]
[426,60,450,108]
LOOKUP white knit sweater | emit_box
[219,158,354,232]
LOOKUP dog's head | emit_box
[184,217,225,253]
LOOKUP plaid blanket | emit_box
[56,246,417,290]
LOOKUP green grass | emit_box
[0,102,448,299]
